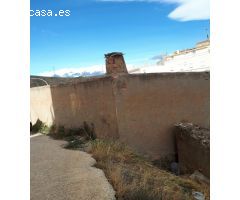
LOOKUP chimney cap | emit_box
[105,52,124,58]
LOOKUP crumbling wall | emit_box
[174,123,210,178]
[30,72,209,159]
[105,52,128,74]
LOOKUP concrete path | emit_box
[30,133,42,138]
[31,135,115,200]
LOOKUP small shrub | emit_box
[31,119,52,134]
[83,121,96,140]
[68,127,86,137]
[39,124,51,135]
[49,124,57,134]
[32,119,44,133]
[58,125,65,135]
[48,125,67,140]
[64,139,84,149]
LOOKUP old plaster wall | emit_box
[30,72,209,159]
[112,73,209,160]
[30,85,54,126]
[49,76,119,138]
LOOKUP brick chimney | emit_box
[105,52,128,75]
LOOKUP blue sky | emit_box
[30,0,210,75]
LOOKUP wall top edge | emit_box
[30,71,210,89]
[30,85,51,90]
[123,71,210,80]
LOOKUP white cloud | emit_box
[98,0,209,21]
[166,0,209,21]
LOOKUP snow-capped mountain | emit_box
[40,65,106,77]
[56,71,104,78]
[39,64,136,77]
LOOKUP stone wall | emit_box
[174,123,210,178]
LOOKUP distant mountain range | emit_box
[30,68,106,87]
[52,71,104,78]
[39,66,106,78]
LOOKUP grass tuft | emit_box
[87,139,210,200]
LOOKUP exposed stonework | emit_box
[105,52,128,75]
[174,123,210,178]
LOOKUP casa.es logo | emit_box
[30,9,71,17]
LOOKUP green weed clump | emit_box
[31,119,52,135]
[48,121,96,139]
